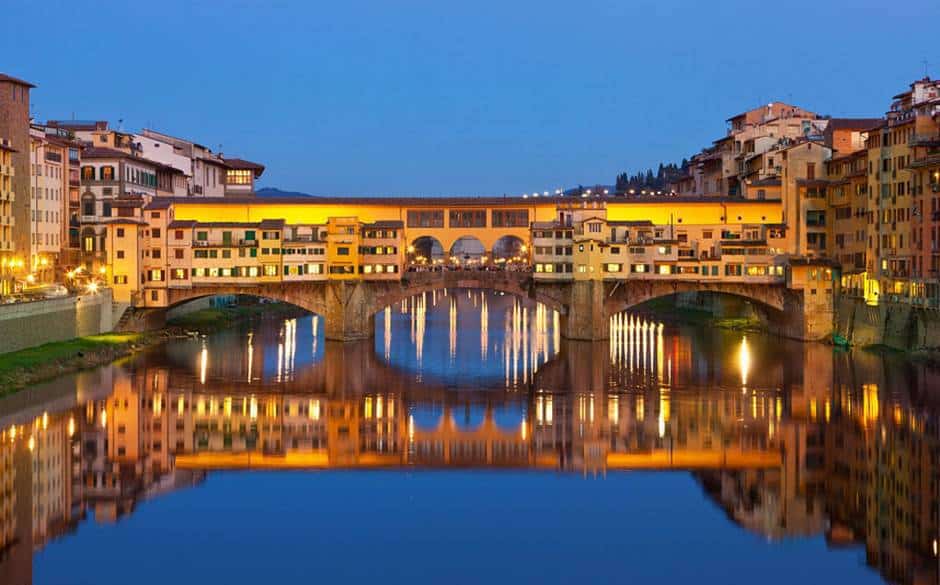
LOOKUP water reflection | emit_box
[0,292,939,584]
[379,289,559,388]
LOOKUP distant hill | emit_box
[255,187,319,198]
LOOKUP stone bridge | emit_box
[130,270,823,341]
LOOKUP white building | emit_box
[29,125,68,280]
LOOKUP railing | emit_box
[192,239,259,247]
[283,235,320,243]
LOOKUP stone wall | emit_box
[835,296,940,351]
[0,289,114,355]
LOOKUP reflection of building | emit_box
[2,320,940,585]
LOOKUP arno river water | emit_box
[1,290,939,585]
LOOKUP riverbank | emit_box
[0,301,303,395]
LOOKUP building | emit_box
[28,125,70,281]
[136,129,230,197]
[221,158,265,195]
[0,138,17,294]
[532,198,787,283]
[0,73,35,288]
[102,195,793,310]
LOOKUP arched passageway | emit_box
[492,235,527,269]
[449,236,486,267]
[408,236,445,267]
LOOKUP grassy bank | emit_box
[0,332,151,395]
[0,301,302,395]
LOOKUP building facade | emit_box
[0,74,34,291]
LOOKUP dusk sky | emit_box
[4,0,940,196]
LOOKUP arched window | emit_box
[81,227,96,253]
[81,193,95,217]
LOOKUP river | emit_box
[1,289,938,584]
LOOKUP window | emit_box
[337,246,350,255]
[172,269,187,280]
[449,209,487,228]
[81,166,95,181]
[196,231,208,241]
[491,209,529,227]
[174,230,184,240]
[152,249,161,259]
[148,269,164,282]
[116,250,125,259]
[227,169,252,185]
[244,230,256,241]
[175,249,184,259]
[116,228,125,238]
[588,222,601,233]
[152,228,161,238]
[406,210,444,228]
[263,265,278,276]
[100,166,114,181]
[113,275,127,284]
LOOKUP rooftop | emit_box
[0,73,36,88]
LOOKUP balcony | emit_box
[193,238,259,248]
[283,235,321,244]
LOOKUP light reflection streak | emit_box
[384,306,392,361]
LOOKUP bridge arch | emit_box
[603,280,788,318]
[162,283,330,318]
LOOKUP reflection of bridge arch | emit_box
[368,271,569,317]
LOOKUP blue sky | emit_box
[4,0,939,196]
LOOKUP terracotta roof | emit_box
[0,73,36,88]
[749,178,781,187]
[174,221,259,228]
[222,157,266,176]
[259,219,285,228]
[81,146,134,160]
[96,218,148,226]
[826,118,884,131]
[144,194,783,210]
[367,220,404,228]
[111,198,146,208]
[608,220,654,227]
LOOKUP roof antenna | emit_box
[923,59,930,78]
[117,118,124,131]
